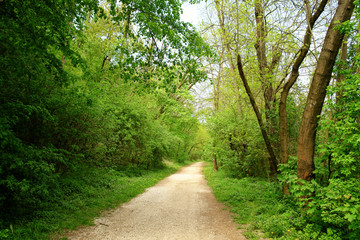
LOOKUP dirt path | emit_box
[65,162,247,240]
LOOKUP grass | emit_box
[1,160,189,240]
[203,163,304,240]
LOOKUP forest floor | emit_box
[64,162,247,240]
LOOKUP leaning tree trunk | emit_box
[237,55,278,179]
[297,0,355,181]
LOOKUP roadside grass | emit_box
[1,161,189,240]
[203,163,304,240]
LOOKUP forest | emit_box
[0,0,359,239]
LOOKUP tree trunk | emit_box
[212,46,224,171]
[336,34,348,102]
[237,54,278,179]
[279,0,328,194]
[213,154,218,171]
[254,1,282,160]
[254,0,268,80]
[297,0,355,181]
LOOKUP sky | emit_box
[181,2,203,27]
[181,2,213,116]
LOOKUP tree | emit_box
[0,0,212,221]
[207,0,302,178]
[297,0,355,181]
[278,0,328,193]
[236,54,278,177]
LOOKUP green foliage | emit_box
[202,0,360,239]
[0,115,78,217]
[203,107,269,178]
[289,12,360,238]
[278,156,359,237]
[203,163,303,239]
[0,0,209,236]
[205,162,353,239]
[307,67,360,238]
[279,157,360,238]
[0,162,186,240]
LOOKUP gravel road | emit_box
[65,162,247,240]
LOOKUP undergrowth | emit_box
[0,161,188,240]
[203,163,306,240]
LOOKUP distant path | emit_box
[66,162,247,240]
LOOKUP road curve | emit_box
[66,162,247,240]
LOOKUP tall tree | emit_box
[279,0,328,170]
[205,0,304,178]
[297,0,355,181]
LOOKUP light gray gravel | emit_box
[65,162,247,240]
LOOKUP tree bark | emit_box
[336,34,347,102]
[254,0,268,80]
[237,54,278,178]
[279,0,328,195]
[212,47,224,172]
[254,0,273,122]
[254,1,282,156]
[213,155,218,171]
[279,0,328,166]
[297,0,355,181]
